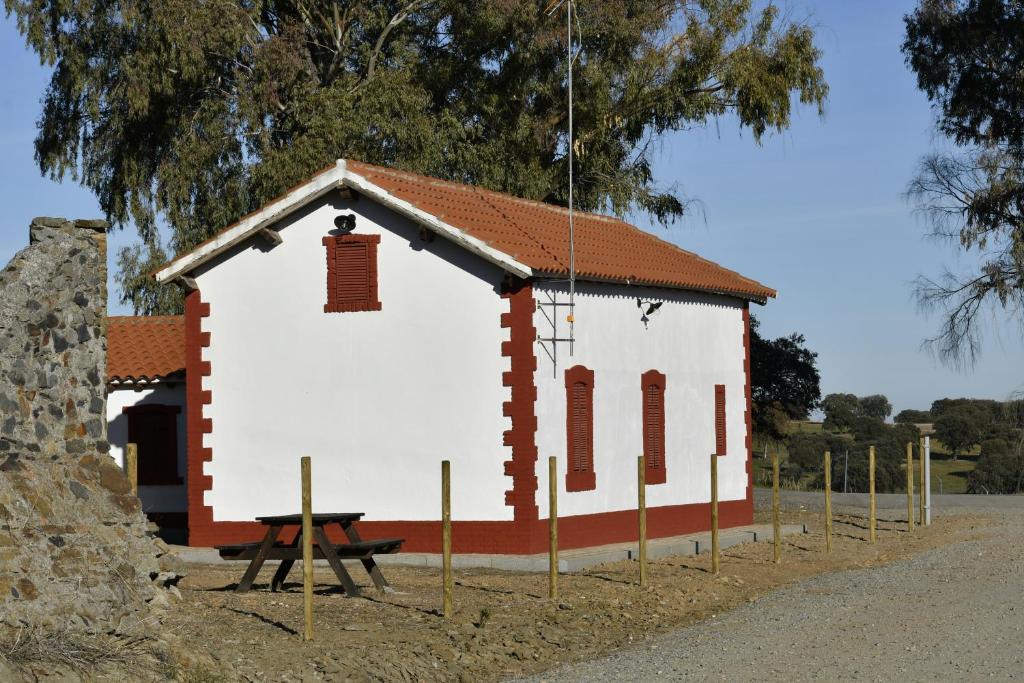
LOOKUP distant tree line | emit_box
[786,395,919,494]
[785,394,1024,494]
[894,398,1024,494]
[746,314,1024,495]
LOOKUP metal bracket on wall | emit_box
[536,286,575,378]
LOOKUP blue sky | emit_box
[1,2,1022,414]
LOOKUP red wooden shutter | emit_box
[124,405,181,485]
[323,234,381,312]
[714,384,727,456]
[641,370,666,484]
[335,242,369,304]
[565,365,596,491]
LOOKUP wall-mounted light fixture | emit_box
[636,298,663,329]
[334,214,356,232]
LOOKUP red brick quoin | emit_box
[184,291,214,545]
[501,279,539,522]
[741,303,755,517]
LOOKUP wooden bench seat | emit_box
[217,537,404,561]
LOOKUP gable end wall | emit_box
[179,191,754,552]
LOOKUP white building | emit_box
[140,160,773,552]
[106,315,187,543]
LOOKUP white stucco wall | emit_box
[194,192,513,522]
[106,383,188,512]
[533,282,749,518]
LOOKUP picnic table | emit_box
[216,512,403,597]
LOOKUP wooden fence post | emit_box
[906,442,914,533]
[772,451,781,564]
[441,460,453,619]
[301,456,314,642]
[824,450,832,553]
[637,455,647,587]
[126,443,138,495]
[710,453,719,575]
[548,456,558,600]
[868,445,876,544]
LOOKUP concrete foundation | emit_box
[173,522,807,574]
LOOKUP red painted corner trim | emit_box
[742,303,754,509]
[185,291,213,544]
[323,233,382,313]
[500,280,539,521]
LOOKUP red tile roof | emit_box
[107,316,185,382]
[155,159,774,303]
[347,160,775,302]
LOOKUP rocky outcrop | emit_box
[0,218,175,638]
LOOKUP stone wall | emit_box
[0,218,173,636]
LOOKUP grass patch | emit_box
[788,420,824,434]
[928,456,976,494]
[0,625,152,676]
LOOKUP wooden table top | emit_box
[254,512,364,525]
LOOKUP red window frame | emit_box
[714,384,727,456]
[641,370,667,485]
[565,365,596,492]
[122,404,182,486]
[323,233,382,313]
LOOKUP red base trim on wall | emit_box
[190,498,752,554]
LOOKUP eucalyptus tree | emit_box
[6,0,827,312]
[904,0,1024,363]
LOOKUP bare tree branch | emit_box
[907,145,1024,366]
[350,0,433,95]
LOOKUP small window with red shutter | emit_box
[565,365,596,492]
[642,370,666,484]
[123,404,182,485]
[323,234,381,313]
[714,384,727,456]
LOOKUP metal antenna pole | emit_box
[567,0,576,357]
[541,0,578,362]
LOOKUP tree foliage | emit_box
[821,393,859,432]
[969,437,1024,493]
[894,408,932,424]
[786,430,847,474]
[903,0,1024,364]
[857,394,892,421]
[5,0,828,313]
[966,397,1024,492]
[933,405,984,459]
[786,421,920,494]
[749,314,821,441]
[821,393,892,433]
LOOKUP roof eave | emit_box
[532,271,775,305]
[107,370,186,387]
[153,159,534,283]
[153,162,348,284]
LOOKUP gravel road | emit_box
[523,497,1024,681]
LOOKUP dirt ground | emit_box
[151,508,989,682]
